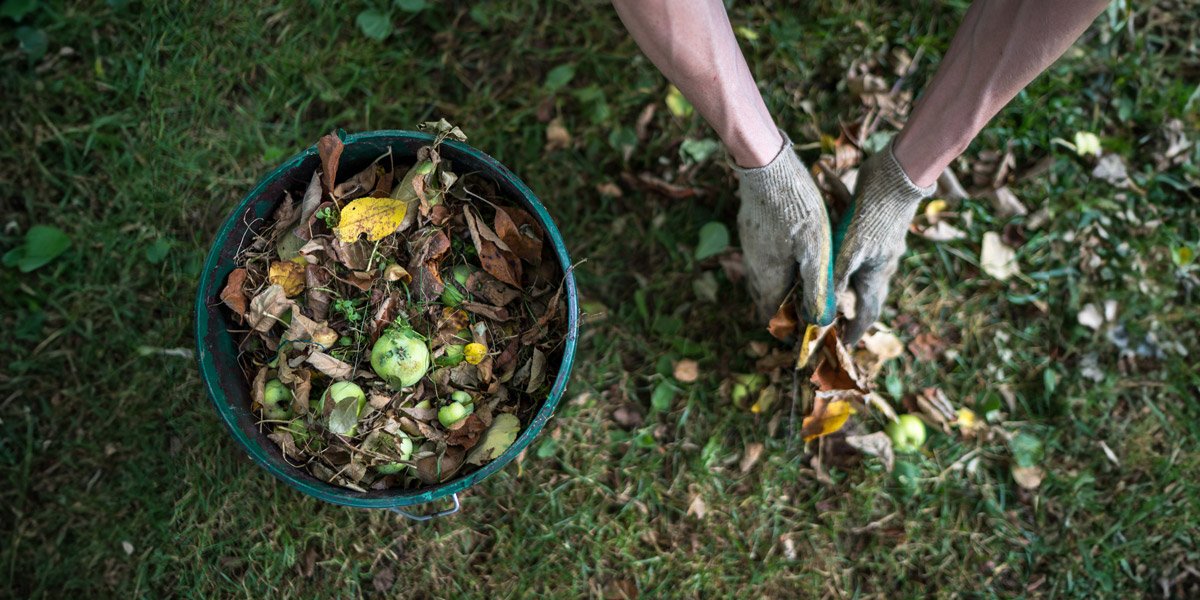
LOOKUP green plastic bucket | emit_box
[194,130,579,519]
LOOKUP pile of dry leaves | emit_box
[219,123,567,491]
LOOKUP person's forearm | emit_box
[611,0,782,167]
[894,0,1109,187]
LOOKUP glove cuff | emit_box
[860,139,937,209]
[732,130,818,221]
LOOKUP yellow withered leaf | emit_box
[268,260,306,297]
[801,400,855,442]
[333,196,409,242]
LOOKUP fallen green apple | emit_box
[451,390,473,405]
[440,264,475,307]
[371,326,430,389]
[364,430,415,474]
[262,378,293,420]
[885,414,927,453]
[438,401,471,428]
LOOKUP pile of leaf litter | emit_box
[219,122,567,492]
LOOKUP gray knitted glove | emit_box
[735,133,835,326]
[832,140,936,344]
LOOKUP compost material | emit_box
[219,123,567,491]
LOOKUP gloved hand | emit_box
[832,140,935,344]
[735,132,835,326]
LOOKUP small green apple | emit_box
[440,264,475,306]
[262,379,293,420]
[885,414,927,453]
[371,326,430,389]
[438,401,471,428]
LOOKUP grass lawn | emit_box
[2,0,1198,597]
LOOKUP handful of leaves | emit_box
[219,123,567,491]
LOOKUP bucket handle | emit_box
[388,493,460,521]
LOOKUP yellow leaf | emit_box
[801,400,855,442]
[924,199,948,221]
[735,26,759,41]
[796,323,825,367]
[464,342,487,365]
[333,196,409,242]
[665,85,693,118]
[268,260,306,297]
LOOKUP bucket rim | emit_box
[194,129,579,508]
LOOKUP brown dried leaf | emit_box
[268,430,302,460]
[332,165,379,203]
[739,442,765,474]
[672,359,699,383]
[306,351,354,379]
[909,332,946,362]
[297,171,324,234]
[467,271,521,306]
[272,195,300,236]
[284,311,339,350]
[317,132,344,193]
[460,301,511,322]
[526,348,547,393]
[407,229,451,303]
[810,328,866,392]
[329,238,370,271]
[304,264,331,321]
[247,285,292,333]
[494,206,543,264]
[367,294,399,344]
[251,365,268,411]
[415,446,466,484]
[767,303,798,341]
[843,431,894,472]
[544,117,571,152]
[445,413,489,448]
[633,172,702,199]
[917,387,958,429]
[220,268,249,321]
[464,207,522,287]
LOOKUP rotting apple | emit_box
[262,379,293,420]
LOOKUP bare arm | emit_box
[895,0,1110,187]
[610,0,781,168]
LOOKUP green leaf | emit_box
[468,5,489,25]
[679,138,720,164]
[328,396,360,436]
[0,0,37,21]
[393,0,426,12]
[145,238,172,264]
[15,26,47,61]
[650,381,676,412]
[6,225,70,272]
[543,64,575,91]
[694,222,729,260]
[356,10,393,41]
[536,439,556,459]
[607,127,637,152]
[1010,433,1044,468]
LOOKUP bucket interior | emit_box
[195,131,578,509]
